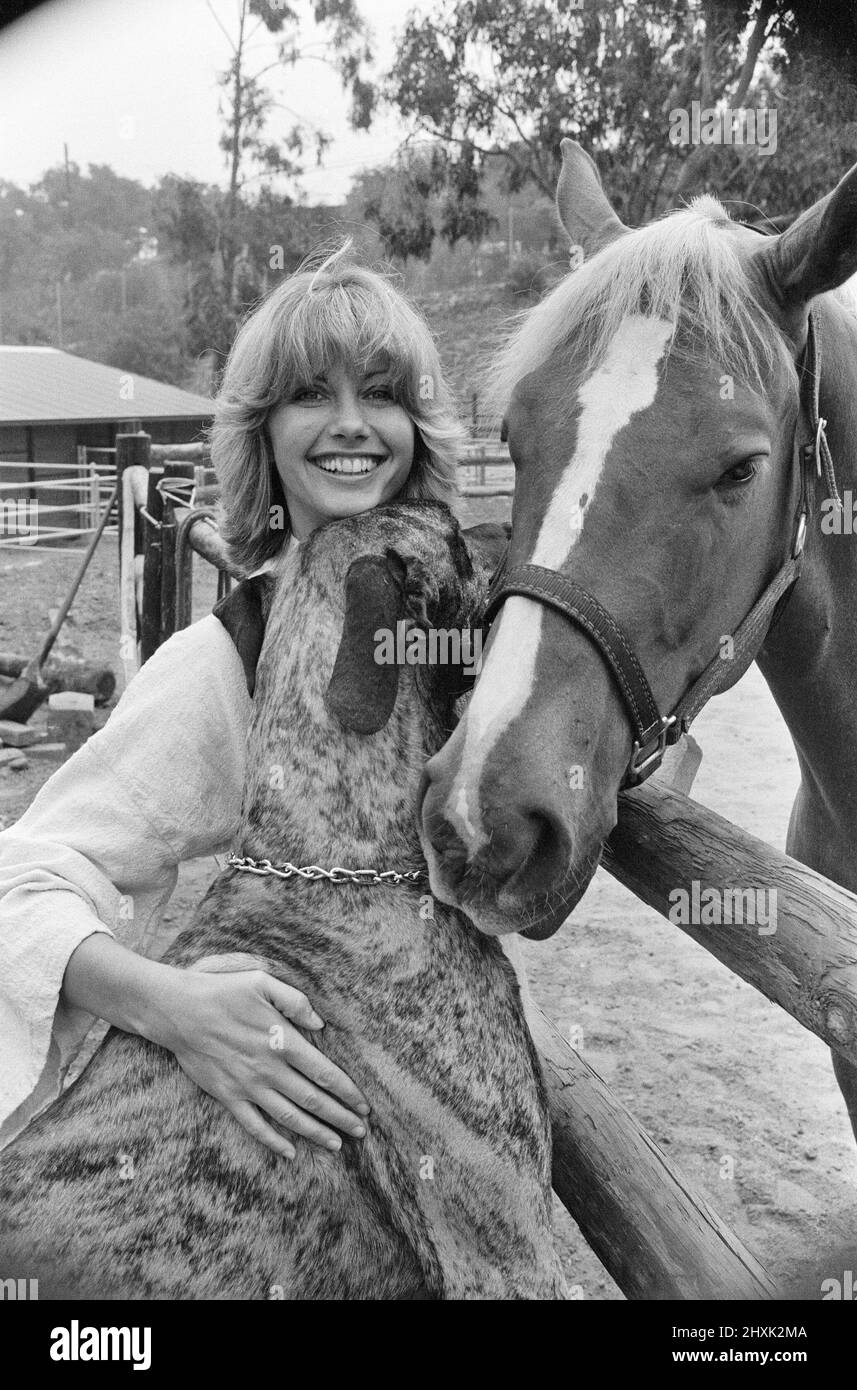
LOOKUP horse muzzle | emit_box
[417,732,610,939]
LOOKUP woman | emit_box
[0,242,466,1159]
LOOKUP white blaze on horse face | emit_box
[532,315,675,567]
[445,316,674,856]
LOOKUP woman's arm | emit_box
[61,934,369,1156]
[0,615,369,1154]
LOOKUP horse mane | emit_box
[481,195,798,422]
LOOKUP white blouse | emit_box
[0,609,252,1148]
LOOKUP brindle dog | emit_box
[0,502,566,1300]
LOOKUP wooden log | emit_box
[185,518,236,573]
[0,656,115,704]
[533,1007,777,1299]
[140,466,165,664]
[149,442,210,462]
[604,780,857,1066]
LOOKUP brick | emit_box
[25,742,67,759]
[0,720,48,748]
[0,748,28,770]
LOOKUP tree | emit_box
[379,0,857,236]
[209,0,373,269]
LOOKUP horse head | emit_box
[419,140,857,940]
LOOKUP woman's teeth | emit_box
[313,455,384,475]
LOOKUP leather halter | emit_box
[484,312,827,789]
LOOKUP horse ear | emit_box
[213,573,273,698]
[324,554,406,735]
[754,160,857,306]
[556,138,628,258]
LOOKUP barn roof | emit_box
[0,347,213,426]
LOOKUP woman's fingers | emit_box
[262,976,325,1031]
[230,1101,297,1160]
[256,1087,361,1151]
[278,1064,369,1138]
[263,978,371,1117]
[282,1037,371,1120]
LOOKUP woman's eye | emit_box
[365,384,395,402]
[717,458,758,489]
[293,386,324,402]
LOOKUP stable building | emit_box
[0,347,212,543]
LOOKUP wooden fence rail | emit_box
[534,1009,777,1299]
[605,780,857,1067]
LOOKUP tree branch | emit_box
[206,0,236,54]
[730,0,777,108]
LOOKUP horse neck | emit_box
[757,297,857,874]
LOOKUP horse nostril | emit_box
[487,807,570,895]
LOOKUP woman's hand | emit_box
[61,935,370,1160]
[152,966,371,1159]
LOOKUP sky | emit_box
[0,0,413,203]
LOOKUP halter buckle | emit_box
[626,715,678,787]
[815,416,828,477]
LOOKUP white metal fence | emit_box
[0,438,512,554]
[0,450,117,553]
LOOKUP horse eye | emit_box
[718,459,757,488]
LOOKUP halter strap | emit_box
[483,310,825,787]
[484,567,666,752]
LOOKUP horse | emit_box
[419,138,857,1147]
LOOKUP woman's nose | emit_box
[329,389,370,438]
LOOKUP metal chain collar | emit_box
[226,851,426,887]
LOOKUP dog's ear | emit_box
[213,574,272,697]
[324,554,407,735]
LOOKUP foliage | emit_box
[378,0,857,241]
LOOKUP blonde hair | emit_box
[483,195,798,423]
[211,241,465,571]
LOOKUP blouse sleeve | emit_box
[0,613,251,1147]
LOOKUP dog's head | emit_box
[215,501,509,738]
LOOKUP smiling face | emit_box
[266,357,416,538]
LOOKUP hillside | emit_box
[415,279,526,428]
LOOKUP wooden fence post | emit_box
[160,498,177,649]
[140,465,164,664]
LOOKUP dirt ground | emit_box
[1,503,855,1301]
